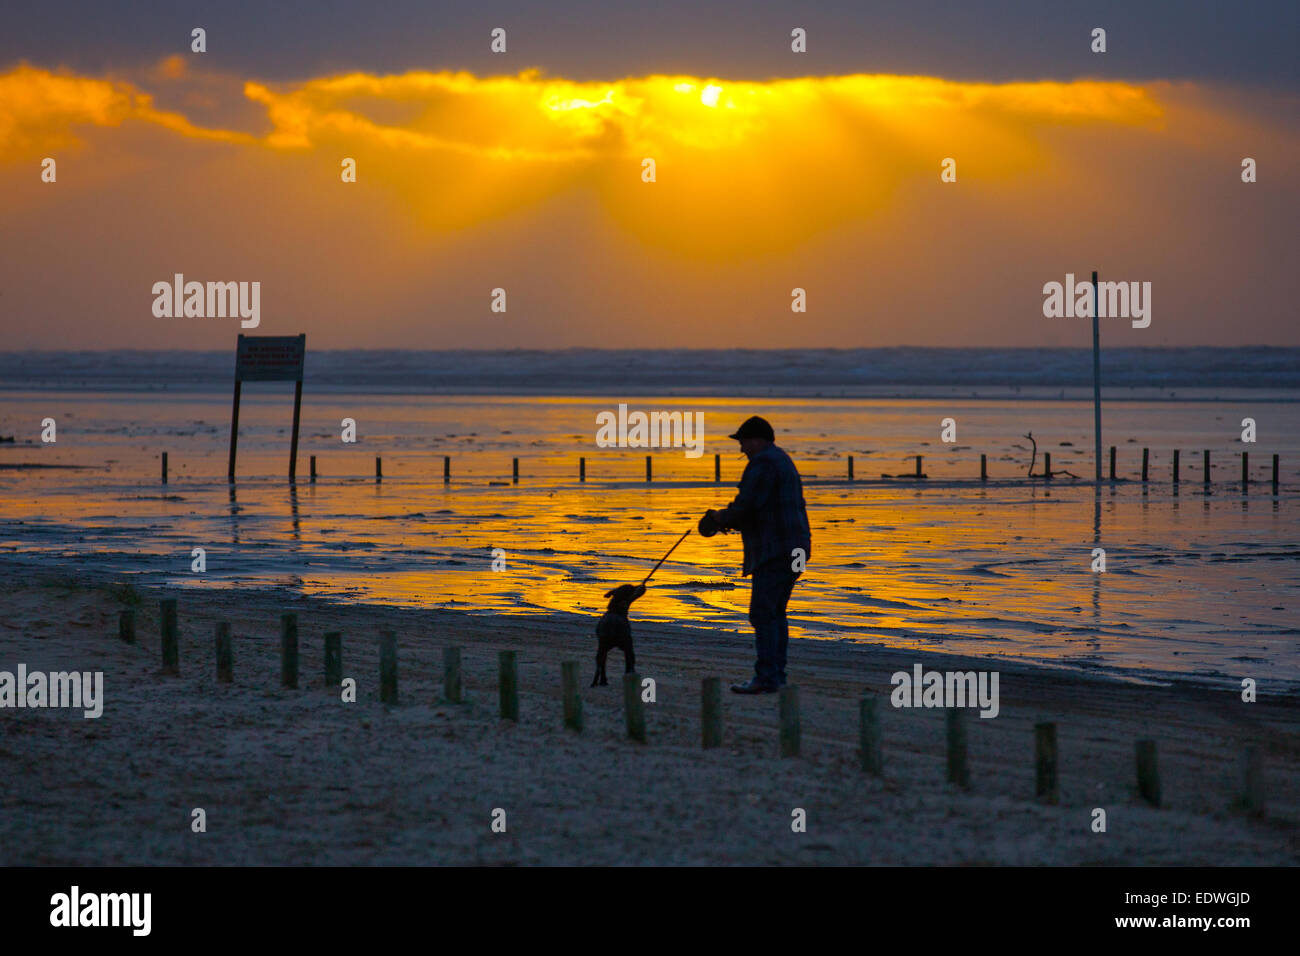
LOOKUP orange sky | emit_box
[1,61,1296,348]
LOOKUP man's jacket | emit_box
[716,443,811,576]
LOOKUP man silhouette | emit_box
[699,416,811,694]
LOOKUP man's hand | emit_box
[698,509,726,537]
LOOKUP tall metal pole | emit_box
[1092,270,1102,483]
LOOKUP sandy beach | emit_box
[2,558,1295,866]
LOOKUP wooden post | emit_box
[310,455,317,482]
[778,685,800,757]
[1203,449,1210,487]
[1135,739,1160,806]
[579,457,585,482]
[701,677,722,749]
[561,661,583,731]
[288,377,303,481]
[324,632,342,687]
[375,457,382,482]
[378,631,397,704]
[1172,449,1180,484]
[215,622,233,683]
[623,672,646,742]
[1044,452,1052,480]
[915,454,923,478]
[1034,722,1058,804]
[1273,454,1279,493]
[1242,451,1249,491]
[946,707,970,788]
[161,451,168,484]
[280,613,298,689]
[859,696,883,775]
[498,650,518,721]
[714,453,720,482]
[1109,446,1116,481]
[847,455,854,481]
[118,610,135,644]
[443,455,450,484]
[980,453,987,481]
[1240,745,1265,816]
[1142,447,1149,482]
[160,598,179,675]
[512,457,519,484]
[443,646,462,704]
[645,455,652,483]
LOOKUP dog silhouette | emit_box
[592,583,646,686]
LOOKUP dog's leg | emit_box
[624,641,635,674]
[592,644,608,687]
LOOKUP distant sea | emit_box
[2,348,1299,398]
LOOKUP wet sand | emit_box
[5,389,1299,689]
[1,560,1296,865]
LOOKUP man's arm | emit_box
[715,457,775,529]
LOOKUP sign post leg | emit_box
[228,379,242,482]
[289,377,303,481]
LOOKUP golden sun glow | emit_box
[0,62,1189,258]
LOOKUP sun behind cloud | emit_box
[220,68,1161,256]
[2,63,1165,250]
[0,58,1292,348]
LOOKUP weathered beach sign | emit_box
[227,333,306,480]
[235,334,305,381]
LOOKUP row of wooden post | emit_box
[163,449,1283,490]
[1132,448,1279,492]
[127,600,1268,814]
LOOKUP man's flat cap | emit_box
[728,415,775,442]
